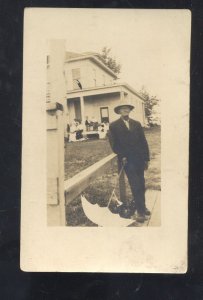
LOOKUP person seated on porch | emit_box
[90,116,98,131]
[97,123,107,139]
[85,117,90,131]
[104,121,109,131]
[98,123,105,132]
[78,121,85,132]
[99,122,108,133]
[69,122,77,142]
[89,121,93,131]
[66,123,70,142]
[76,121,84,140]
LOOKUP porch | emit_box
[66,83,146,127]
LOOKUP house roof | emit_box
[119,83,145,101]
[65,52,117,79]
[65,51,82,60]
[66,51,104,61]
[47,51,117,78]
[47,51,82,63]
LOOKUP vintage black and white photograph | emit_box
[47,31,161,227]
[21,9,190,272]
[47,41,161,227]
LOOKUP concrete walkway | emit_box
[129,189,161,227]
[145,189,161,226]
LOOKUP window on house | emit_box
[100,107,109,123]
[72,68,81,90]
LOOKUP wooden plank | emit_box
[64,153,117,204]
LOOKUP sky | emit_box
[61,9,191,100]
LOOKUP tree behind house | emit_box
[98,48,160,126]
[140,87,161,126]
[100,47,121,75]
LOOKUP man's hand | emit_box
[144,161,149,170]
[122,157,128,166]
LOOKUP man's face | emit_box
[119,106,131,117]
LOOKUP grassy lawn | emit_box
[65,126,161,226]
[64,139,113,180]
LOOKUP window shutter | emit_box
[72,68,80,79]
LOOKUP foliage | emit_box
[99,47,121,75]
[140,87,161,126]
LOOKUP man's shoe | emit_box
[145,208,151,216]
[136,213,147,223]
[118,204,133,219]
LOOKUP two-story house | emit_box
[64,52,146,127]
[47,50,146,128]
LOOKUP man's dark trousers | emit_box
[123,157,146,214]
[108,117,150,215]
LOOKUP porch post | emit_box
[120,90,125,102]
[80,96,85,125]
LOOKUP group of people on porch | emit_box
[66,117,109,142]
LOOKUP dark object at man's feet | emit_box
[118,204,133,219]
[145,208,151,216]
[108,202,120,214]
[108,201,135,219]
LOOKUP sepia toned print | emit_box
[46,40,161,227]
[21,9,190,272]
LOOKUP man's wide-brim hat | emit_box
[114,102,135,114]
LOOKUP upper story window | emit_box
[72,68,81,90]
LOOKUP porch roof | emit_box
[67,83,144,102]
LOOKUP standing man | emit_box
[108,102,150,223]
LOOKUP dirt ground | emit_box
[65,126,161,226]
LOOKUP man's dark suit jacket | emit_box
[108,117,150,167]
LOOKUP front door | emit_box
[100,107,109,123]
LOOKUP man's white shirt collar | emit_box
[122,118,130,129]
